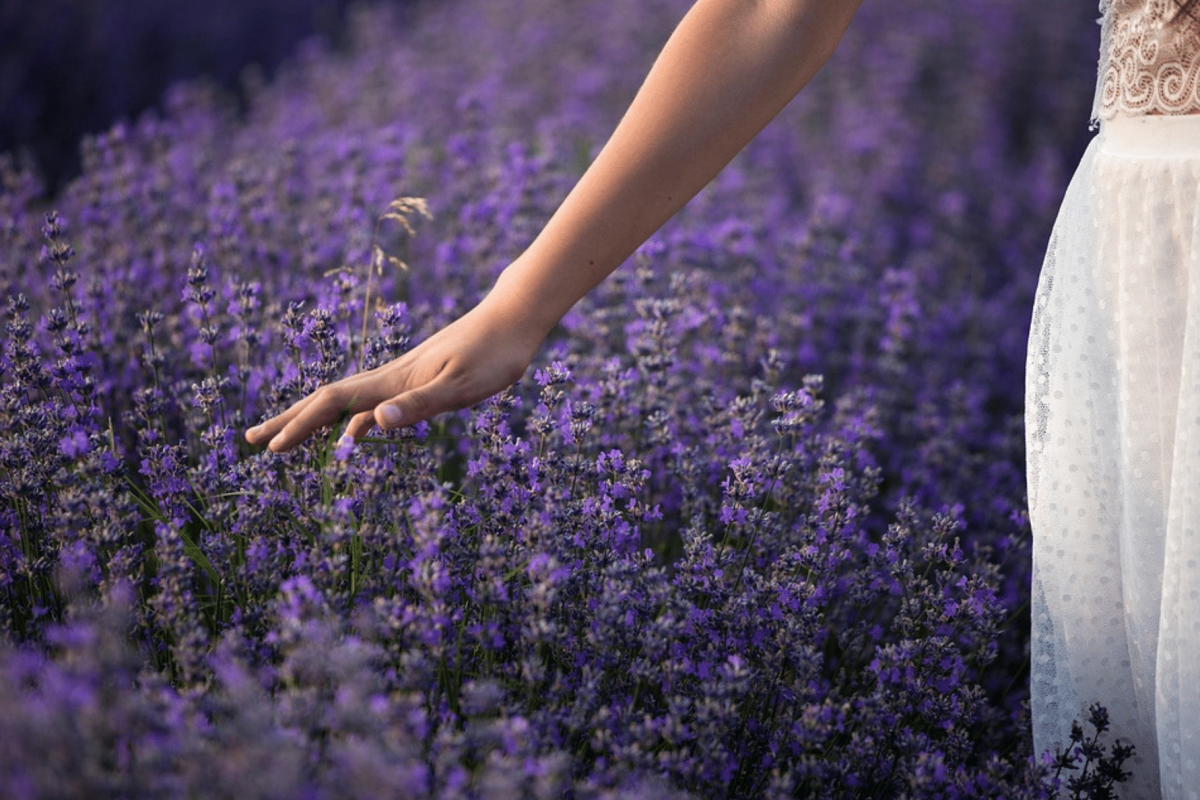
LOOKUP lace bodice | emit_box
[1095,0,1200,122]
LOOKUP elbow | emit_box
[775,0,863,68]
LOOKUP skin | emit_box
[245,0,865,453]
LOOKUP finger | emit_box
[245,392,319,445]
[343,410,376,442]
[246,366,391,448]
[375,372,480,431]
[267,383,385,452]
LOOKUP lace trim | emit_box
[1094,0,1200,123]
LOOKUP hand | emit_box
[245,294,543,453]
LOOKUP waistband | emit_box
[1099,114,1200,158]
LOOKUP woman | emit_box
[246,1,1200,795]
[1027,3,1200,798]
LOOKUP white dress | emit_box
[1027,2,1200,798]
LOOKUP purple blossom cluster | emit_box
[0,0,1131,796]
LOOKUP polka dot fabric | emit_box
[1028,114,1200,800]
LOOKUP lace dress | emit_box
[1027,2,1200,798]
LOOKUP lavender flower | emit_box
[0,0,1119,796]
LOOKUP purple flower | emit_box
[0,0,1109,795]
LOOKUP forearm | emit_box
[489,0,863,334]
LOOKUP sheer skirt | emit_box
[1027,114,1200,800]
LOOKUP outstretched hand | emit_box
[244,295,543,453]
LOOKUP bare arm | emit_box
[247,0,863,452]
[495,0,864,337]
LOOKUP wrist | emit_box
[489,255,572,340]
[471,267,555,358]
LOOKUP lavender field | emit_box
[0,0,1119,796]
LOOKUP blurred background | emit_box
[1,0,1098,194]
[0,0,418,191]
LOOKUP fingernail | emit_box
[379,405,403,427]
[337,434,354,448]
